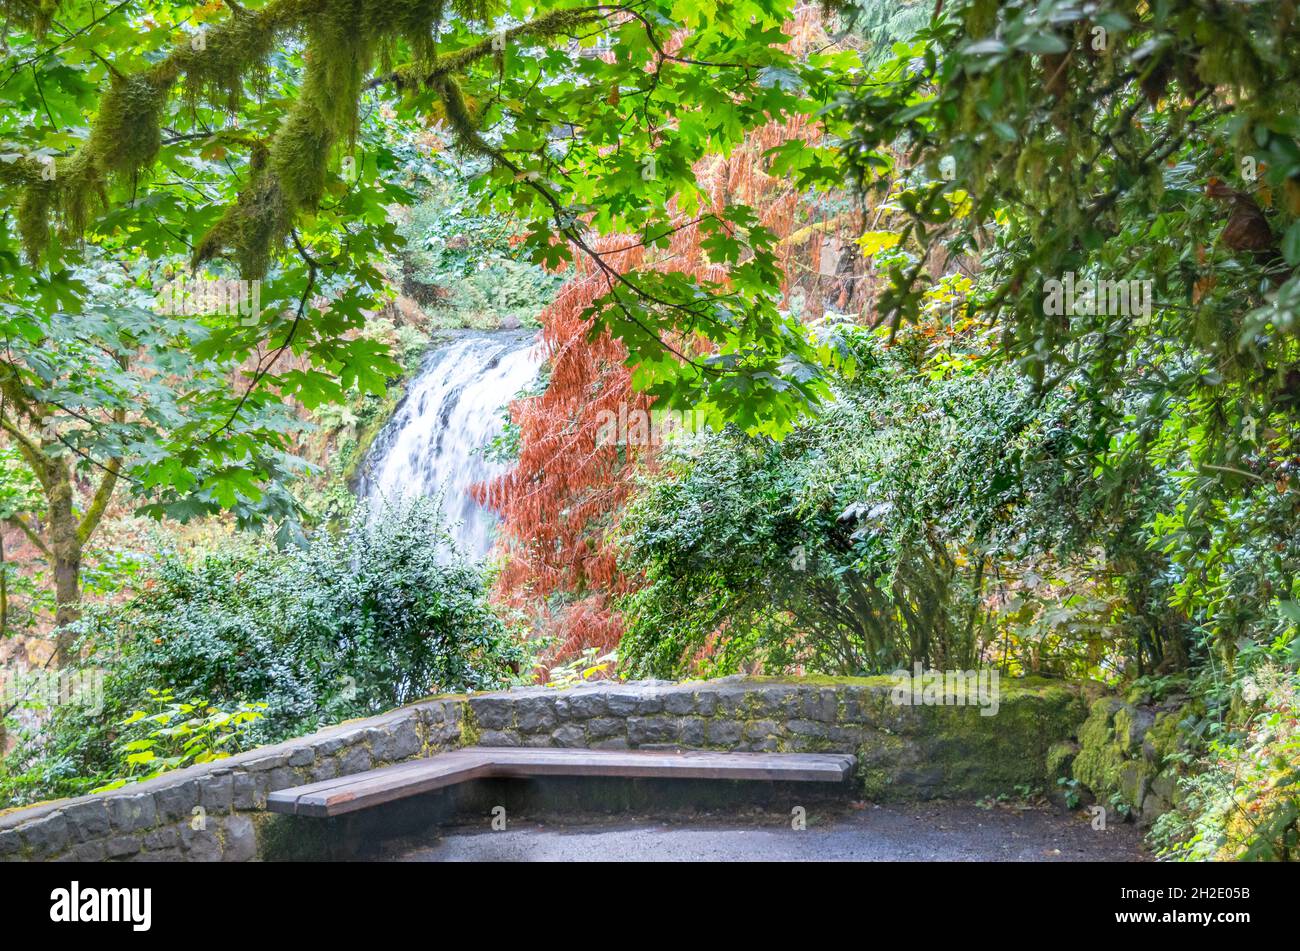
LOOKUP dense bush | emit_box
[1150,662,1300,861]
[0,500,521,807]
[617,327,1115,678]
[616,321,1300,858]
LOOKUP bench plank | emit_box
[267,747,856,818]
[268,750,492,818]
[484,748,855,783]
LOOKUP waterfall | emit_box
[356,331,540,559]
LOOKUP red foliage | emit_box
[477,9,863,671]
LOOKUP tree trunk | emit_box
[47,466,82,668]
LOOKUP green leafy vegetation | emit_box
[0,0,1296,865]
[0,501,521,806]
[620,325,1110,678]
[93,690,268,793]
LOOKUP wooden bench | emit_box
[267,747,857,818]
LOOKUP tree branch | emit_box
[78,455,122,545]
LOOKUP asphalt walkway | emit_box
[381,801,1148,862]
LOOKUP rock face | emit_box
[1069,696,1187,826]
[0,676,1090,862]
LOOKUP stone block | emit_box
[605,693,641,717]
[338,745,373,776]
[63,800,111,841]
[200,774,233,813]
[372,719,421,762]
[108,794,158,832]
[705,719,742,747]
[155,781,200,823]
[552,725,587,748]
[469,696,514,730]
[586,717,623,739]
[515,696,558,733]
[662,691,696,715]
[181,823,222,862]
[627,716,678,746]
[635,693,665,715]
[556,692,606,720]
[232,771,265,810]
[679,718,707,747]
[478,729,521,747]
[105,835,142,859]
[19,812,69,858]
[222,815,257,862]
[144,826,180,852]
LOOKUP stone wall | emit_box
[0,675,1090,862]
[0,698,466,862]
[1068,695,1188,826]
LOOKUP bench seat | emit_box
[267,747,856,817]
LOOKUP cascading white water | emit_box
[356,331,539,559]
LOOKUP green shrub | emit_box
[1151,663,1300,861]
[0,499,521,808]
[617,328,1101,678]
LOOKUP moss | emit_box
[751,672,1088,700]
[10,0,589,272]
[447,0,496,21]
[842,679,1089,801]
[857,731,910,800]
[375,0,445,64]
[1046,740,1079,779]
[16,175,56,263]
[172,7,279,112]
[306,0,376,147]
[193,145,291,279]
[1072,697,1156,813]
[1146,709,1184,764]
[254,811,334,861]
[457,708,481,748]
[57,148,102,239]
[339,391,401,485]
[910,683,1086,797]
[87,72,171,181]
[434,76,489,158]
[1,0,59,37]
[14,149,104,261]
[268,92,334,214]
[1073,699,1127,795]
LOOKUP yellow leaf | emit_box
[856,230,901,258]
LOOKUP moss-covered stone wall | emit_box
[1068,695,1191,826]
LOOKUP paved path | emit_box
[381,802,1148,862]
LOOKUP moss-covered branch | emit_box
[13,0,623,276]
[376,5,618,91]
[76,456,121,545]
[13,0,328,262]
